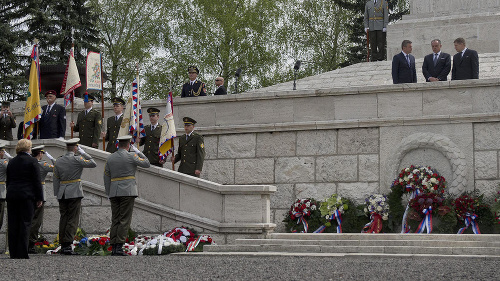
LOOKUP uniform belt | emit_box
[0,181,4,184]
[369,17,383,20]
[61,179,81,184]
[41,182,45,185]
[111,176,135,182]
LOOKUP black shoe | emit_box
[112,244,127,256]
[28,247,36,254]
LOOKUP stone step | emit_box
[269,233,500,242]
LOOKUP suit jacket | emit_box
[0,157,8,199]
[452,48,479,80]
[364,0,388,31]
[214,85,227,95]
[53,151,96,199]
[39,103,66,139]
[174,132,205,176]
[5,152,43,201]
[392,52,417,84]
[422,52,451,81]
[0,115,16,141]
[105,115,123,153]
[139,124,162,165]
[37,159,54,201]
[73,108,102,147]
[181,80,207,97]
[17,121,38,140]
[104,148,150,198]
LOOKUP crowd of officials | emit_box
[0,66,209,258]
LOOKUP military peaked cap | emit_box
[188,66,199,74]
[183,117,197,125]
[147,108,160,115]
[112,97,126,105]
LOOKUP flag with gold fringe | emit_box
[159,92,176,161]
[23,44,42,139]
[116,76,145,145]
[61,45,81,107]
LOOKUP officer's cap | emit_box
[0,143,6,150]
[183,117,197,125]
[188,66,199,74]
[1,101,10,107]
[32,145,45,154]
[147,108,160,115]
[112,97,126,106]
[45,90,57,97]
[117,135,132,141]
[65,138,80,146]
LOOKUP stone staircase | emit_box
[204,233,500,256]
[248,52,500,93]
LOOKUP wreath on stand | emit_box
[453,192,495,234]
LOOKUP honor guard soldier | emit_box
[0,101,16,141]
[71,94,102,148]
[172,117,205,177]
[28,145,56,253]
[0,144,13,231]
[364,0,389,61]
[53,138,97,255]
[39,90,66,139]
[139,107,163,167]
[181,66,207,97]
[102,97,125,153]
[104,135,150,256]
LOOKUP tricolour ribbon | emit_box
[290,212,309,233]
[415,206,433,234]
[401,188,420,233]
[362,212,383,233]
[457,213,481,234]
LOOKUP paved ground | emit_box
[0,253,499,280]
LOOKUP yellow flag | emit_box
[23,45,42,139]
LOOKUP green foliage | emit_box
[386,185,405,232]
[141,244,185,255]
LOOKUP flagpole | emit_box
[71,91,74,138]
[101,53,105,151]
[171,138,175,170]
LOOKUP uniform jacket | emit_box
[0,115,16,141]
[105,115,123,153]
[0,157,8,199]
[104,149,150,198]
[452,48,479,80]
[6,152,43,201]
[181,80,207,97]
[139,124,162,165]
[39,103,66,139]
[392,52,417,84]
[364,0,388,31]
[214,85,227,95]
[73,108,102,147]
[422,52,451,82]
[53,151,96,199]
[174,132,205,176]
[38,159,54,201]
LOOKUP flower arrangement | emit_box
[137,234,185,255]
[409,193,444,215]
[319,194,348,233]
[391,165,446,195]
[452,192,493,234]
[75,235,112,256]
[283,198,320,233]
[362,194,389,233]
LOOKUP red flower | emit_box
[107,246,113,251]
[99,238,106,246]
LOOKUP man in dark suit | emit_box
[172,117,205,177]
[6,139,43,259]
[70,94,102,148]
[422,39,451,82]
[214,77,227,95]
[392,40,417,84]
[181,66,207,97]
[102,97,125,153]
[139,108,164,167]
[39,90,66,139]
[452,37,479,80]
[0,101,16,141]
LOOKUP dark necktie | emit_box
[46,105,51,115]
[406,54,410,67]
[433,53,438,66]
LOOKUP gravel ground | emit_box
[0,253,499,280]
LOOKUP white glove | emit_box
[45,151,55,161]
[130,144,140,154]
[77,145,86,155]
[4,151,12,159]
[364,28,369,33]
[382,27,387,32]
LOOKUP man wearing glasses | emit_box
[214,77,227,95]
[181,66,207,98]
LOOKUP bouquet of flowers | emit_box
[392,165,446,195]
[452,193,490,234]
[75,235,112,256]
[407,193,445,233]
[283,198,321,233]
[362,194,389,233]
[319,194,348,233]
[137,234,185,255]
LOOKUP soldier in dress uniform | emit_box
[70,94,102,148]
[364,0,389,61]
[39,90,66,139]
[0,101,16,141]
[172,117,205,177]
[139,107,164,167]
[102,97,125,153]
[104,135,150,256]
[181,66,207,97]
[0,144,13,231]
[28,145,56,253]
[53,138,96,255]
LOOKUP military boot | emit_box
[112,243,127,256]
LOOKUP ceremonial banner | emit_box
[117,77,145,144]
[86,52,102,91]
[23,44,42,139]
[61,46,81,107]
[159,92,176,161]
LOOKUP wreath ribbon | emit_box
[362,212,383,233]
[401,188,420,233]
[457,213,481,234]
[291,211,309,233]
[313,209,343,233]
[415,206,433,234]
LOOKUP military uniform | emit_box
[364,0,388,61]
[140,124,162,167]
[104,136,150,255]
[0,114,16,141]
[173,117,205,177]
[105,115,123,153]
[181,80,207,97]
[73,108,102,148]
[53,139,96,253]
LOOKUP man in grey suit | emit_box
[364,0,389,61]
[53,138,96,255]
[422,39,451,82]
[104,135,150,256]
